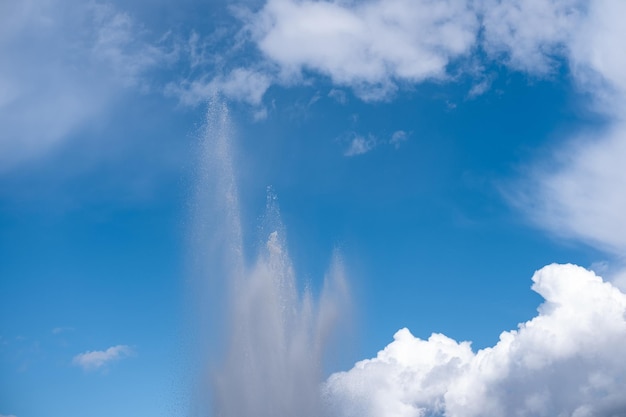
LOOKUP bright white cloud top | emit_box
[326,264,626,417]
[72,345,134,371]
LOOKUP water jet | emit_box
[188,98,348,417]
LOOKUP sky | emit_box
[2,0,626,416]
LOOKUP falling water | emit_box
[189,98,348,417]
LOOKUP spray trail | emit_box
[190,98,348,417]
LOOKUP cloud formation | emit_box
[168,68,272,107]
[343,133,378,157]
[0,0,172,170]
[479,0,582,74]
[390,130,409,148]
[247,0,478,100]
[491,0,626,257]
[72,345,134,371]
[512,124,626,256]
[51,326,74,335]
[341,130,410,156]
[325,264,626,417]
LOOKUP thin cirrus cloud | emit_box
[72,345,134,372]
[0,0,173,171]
[325,264,626,417]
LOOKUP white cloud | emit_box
[479,0,626,112]
[512,124,626,255]
[0,0,172,171]
[389,130,409,148]
[566,0,626,113]
[480,0,582,74]
[467,76,493,98]
[89,3,174,89]
[343,133,378,157]
[0,414,17,417]
[168,68,272,107]
[247,0,478,100]
[481,0,626,258]
[216,0,624,110]
[72,344,134,371]
[325,264,626,417]
[328,89,348,104]
[341,130,410,156]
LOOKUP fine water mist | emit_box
[189,98,349,417]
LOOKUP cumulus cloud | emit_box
[72,345,134,371]
[246,0,478,100]
[0,0,173,170]
[325,264,626,417]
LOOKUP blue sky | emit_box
[2,1,626,416]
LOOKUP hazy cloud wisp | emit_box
[72,344,134,371]
[492,0,626,259]
[0,0,173,171]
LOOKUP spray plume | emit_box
[189,97,348,417]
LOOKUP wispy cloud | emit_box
[497,0,626,262]
[328,89,348,105]
[167,68,272,107]
[343,133,378,157]
[389,130,409,149]
[51,326,74,335]
[479,0,581,75]
[72,345,134,372]
[326,264,626,417]
[0,0,174,171]
[342,130,410,156]
[172,0,480,108]
[510,124,626,256]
